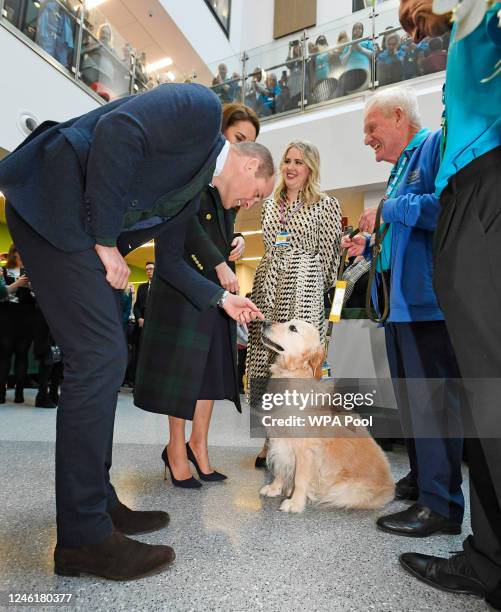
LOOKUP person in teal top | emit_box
[435,2,501,196]
[397,2,501,610]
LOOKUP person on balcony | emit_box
[377,32,405,86]
[212,63,237,104]
[259,73,282,116]
[80,23,116,100]
[35,0,75,70]
[340,22,374,94]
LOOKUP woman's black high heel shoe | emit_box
[186,443,227,482]
[161,447,202,489]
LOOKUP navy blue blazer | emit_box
[0,83,226,310]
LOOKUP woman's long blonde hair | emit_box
[274,140,324,206]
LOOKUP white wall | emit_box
[258,74,445,192]
[239,0,387,51]
[159,0,245,67]
[161,0,394,66]
[364,189,386,209]
[0,26,99,152]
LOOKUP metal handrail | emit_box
[1,0,446,119]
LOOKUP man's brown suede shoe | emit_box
[54,530,175,580]
[109,502,170,535]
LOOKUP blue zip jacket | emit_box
[370,128,443,322]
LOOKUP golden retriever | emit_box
[259,320,395,513]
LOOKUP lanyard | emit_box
[440,83,447,160]
[279,198,304,230]
[385,152,409,198]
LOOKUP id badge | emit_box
[321,360,331,380]
[275,231,291,247]
[329,280,347,323]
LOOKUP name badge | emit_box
[321,360,332,380]
[329,280,347,323]
[275,231,291,247]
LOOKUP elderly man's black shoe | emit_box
[399,551,486,597]
[108,501,170,535]
[377,503,461,537]
[54,530,175,580]
[394,472,419,501]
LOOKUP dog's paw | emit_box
[280,498,305,513]
[260,484,282,497]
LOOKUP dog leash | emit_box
[365,198,389,325]
[324,227,359,354]
[324,197,390,355]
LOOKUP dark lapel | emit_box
[223,208,236,247]
[210,186,228,244]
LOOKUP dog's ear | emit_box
[308,346,325,380]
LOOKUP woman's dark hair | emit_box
[222,103,260,138]
[6,244,18,269]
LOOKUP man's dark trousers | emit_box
[7,204,125,547]
[385,320,464,523]
[434,147,501,605]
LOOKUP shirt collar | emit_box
[212,139,230,181]
[405,127,430,153]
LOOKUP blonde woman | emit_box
[246,140,342,466]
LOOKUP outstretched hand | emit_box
[341,234,367,258]
[222,294,264,323]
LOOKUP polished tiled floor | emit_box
[0,389,487,612]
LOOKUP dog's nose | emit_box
[262,320,272,330]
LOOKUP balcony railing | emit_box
[0,0,153,103]
[0,0,448,117]
[201,1,450,121]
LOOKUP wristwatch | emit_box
[217,290,230,309]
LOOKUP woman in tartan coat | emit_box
[134,104,260,487]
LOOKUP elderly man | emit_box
[396,2,501,608]
[344,86,464,537]
[0,83,275,581]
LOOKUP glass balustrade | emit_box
[0,0,448,112]
[3,0,80,73]
[78,4,132,101]
[0,0,140,101]
[207,54,244,106]
[374,2,450,87]
[200,1,448,121]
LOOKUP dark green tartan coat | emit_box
[134,185,241,419]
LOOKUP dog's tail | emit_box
[315,480,395,510]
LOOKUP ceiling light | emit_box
[241,230,263,236]
[85,0,108,9]
[166,71,176,82]
[146,57,173,73]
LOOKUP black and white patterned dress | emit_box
[246,194,342,403]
